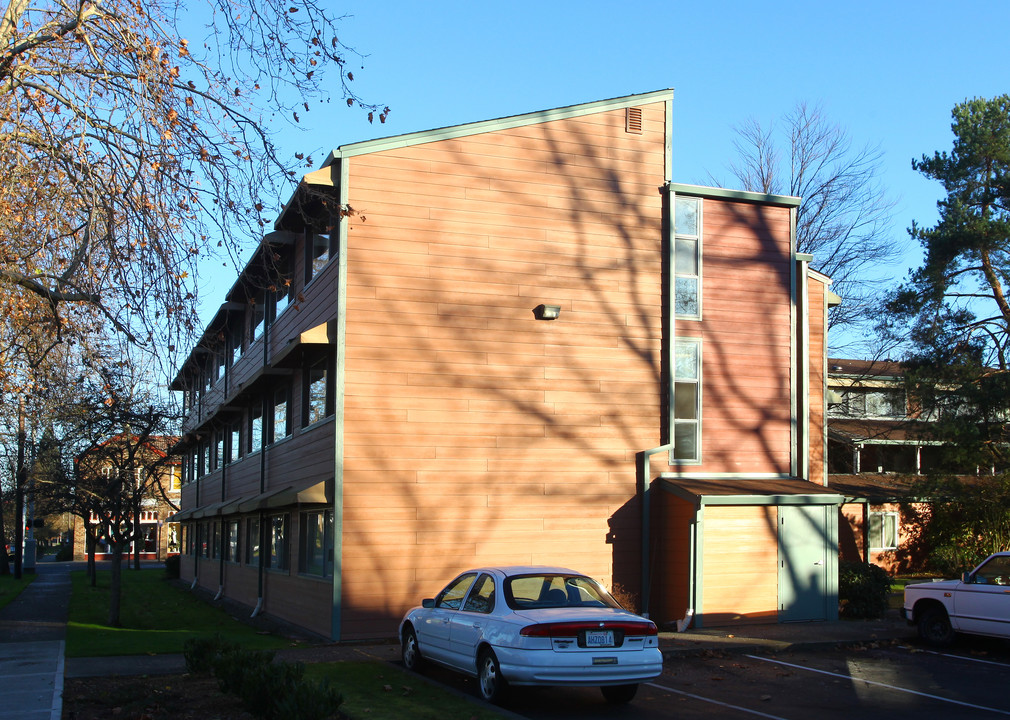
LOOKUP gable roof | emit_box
[324,89,675,161]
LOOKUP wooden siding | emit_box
[337,102,668,638]
[673,199,795,477]
[700,506,779,625]
[808,276,828,484]
[651,490,694,624]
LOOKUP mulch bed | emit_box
[63,674,254,720]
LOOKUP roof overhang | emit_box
[273,320,337,367]
[658,475,844,507]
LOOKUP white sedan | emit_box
[398,566,663,704]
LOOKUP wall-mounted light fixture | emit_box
[533,304,561,321]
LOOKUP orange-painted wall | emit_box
[337,103,668,638]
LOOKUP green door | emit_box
[778,505,828,622]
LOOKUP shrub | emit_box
[182,634,240,675]
[55,544,73,562]
[838,561,892,619]
[236,659,305,720]
[273,676,344,720]
[164,554,180,578]
[212,647,276,696]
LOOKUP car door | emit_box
[417,572,477,664]
[953,555,1010,639]
[446,573,496,672]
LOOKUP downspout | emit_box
[216,460,227,601]
[679,508,698,633]
[253,374,269,617]
[796,252,812,482]
[638,443,671,619]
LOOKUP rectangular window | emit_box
[200,523,210,558]
[230,324,244,366]
[249,404,263,453]
[169,467,181,491]
[673,339,701,463]
[210,521,221,559]
[198,441,209,477]
[226,520,240,562]
[674,196,701,318]
[869,511,899,550]
[271,386,290,444]
[250,292,266,342]
[267,514,287,570]
[229,422,241,463]
[274,278,291,318]
[246,517,260,565]
[305,232,335,284]
[299,510,333,578]
[214,432,224,471]
[303,356,333,427]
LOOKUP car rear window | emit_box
[504,574,622,610]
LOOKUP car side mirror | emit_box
[422,598,435,609]
[961,572,973,584]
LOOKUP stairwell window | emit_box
[673,339,702,463]
[674,196,701,319]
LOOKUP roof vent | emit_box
[626,107,643,134]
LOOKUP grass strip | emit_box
[66,568,293,657]
[0,572,35,611]
[306,661,509,720]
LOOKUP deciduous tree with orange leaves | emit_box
[0,0,385,381]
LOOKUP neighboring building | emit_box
[170,90,837,640]
[71,436,182,562]
[826,358,979,573]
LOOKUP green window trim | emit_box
[674,196,702,320]
[672,338,702,464]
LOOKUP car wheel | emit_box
[477,648,508,704]
[918,605,955,647]
[401,626,424,671]
[601,684,639,704]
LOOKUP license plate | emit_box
[585,630,614,647]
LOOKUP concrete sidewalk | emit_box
[0,561,71,720]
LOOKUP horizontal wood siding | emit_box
[701,506,779,625]
[688,200,794,477]
[652,491,694,624]
[808,277,827,484]
[338,102,668,639]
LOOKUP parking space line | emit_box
[745,654,1010,716]
[900,646,1010,669]
[646,682,790,719]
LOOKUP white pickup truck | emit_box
[902,551,1010,646]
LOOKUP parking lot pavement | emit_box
[506,640,1010,719]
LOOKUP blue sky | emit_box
[212,0,1010,353]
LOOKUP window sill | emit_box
[267,435,293,449]
[300,416,335,433]
[297,572,333,582]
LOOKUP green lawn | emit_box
[306,662,509,720]
[66,569,294,658]
[0,572,35,611]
